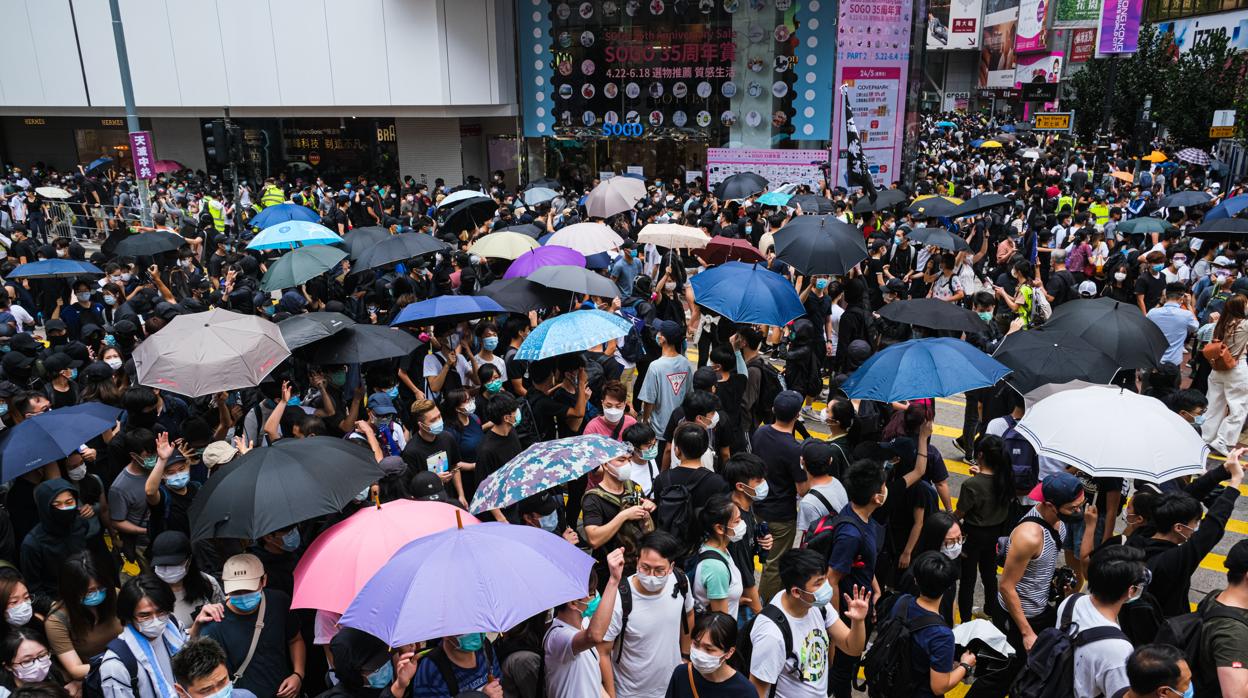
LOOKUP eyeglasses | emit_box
[943,536,966,546]
[134,610,169,623]
[14,652,49,670]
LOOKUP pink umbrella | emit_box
[152,160,185,174]
[291,500,481,614]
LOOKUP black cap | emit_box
[410,471,449,502]
[42,352,78,373]
[62,342,90,365]
[83,361,115,380]
[44,319,67,332]
[10,333,41,355]
[2,351,34,374]
[150,531,191,566]
[517,492,560,517]
[80,323,103,338]
[113,319,139,336]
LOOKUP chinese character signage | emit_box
[706,148,828,189]
[1098,0,1143,53]
[928,0,985,50]
[129,131,155,180]
[1055,0,1098,24]
[1069,27,1096,60]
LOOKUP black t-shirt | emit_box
[473,430,523,499]
[803,293,832,340]
[527,390,571,442]
[401,432,462,497]
[749,425,806,522]
[147,482,200,540]
[9,239,35,264]
[663,663,756,698]
[1135,271,1166,310]
[1045,269,1076,306]
[200,590,300,698]
[727,505,759,589]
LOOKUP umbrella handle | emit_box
[455,509,464,529]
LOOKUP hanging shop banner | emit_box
[1098,0,1143,54]
[1016,0,1049,51]
[1054,0,1099,25]
[928,0,985,50]
[979,0,1020,88]
[1155,9,1248,53]
[832,0,914,188]
[706,148,828,189]
[1069,27,1097,60]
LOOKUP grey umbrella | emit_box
[132,308,290,397]
[527,265,621,299]
[343,226,392,258]
[278,312,357,350]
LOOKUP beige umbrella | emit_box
[132,308,290,398]
[585,177,646,218]
[468,231,541,260]
[637,223,711,249]
[546,222,625,256]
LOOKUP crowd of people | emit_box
[0,108,1243,698]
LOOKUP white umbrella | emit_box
[1021,378,1101,410]
[546,222,625,256]
[35,186,70,199]
[435,189,486,211]
[1016,385,1209,482]
[584,177,646,218]
[637,223,711,250]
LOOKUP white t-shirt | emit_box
[475,352,507,381]
[796,481,849,537]
[692,546,743,619]
[544,617,602,698]
[749,592,839,698]
[313,610,342,646]
[827,304,844,356]
[604,575,694,698]
[1055,594,1132,698]
[423,351,473,396]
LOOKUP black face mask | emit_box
[48,505,79,532]
[1058,509,1083,524]
[128,409,158,429]
[48,335,68,347]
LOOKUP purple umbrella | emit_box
[339,520,594,646]
[503,245,586,279]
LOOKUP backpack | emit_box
[996,515,1061,568]
[801,511,867,567]
[1030,285,1052,325]
[653,469,714,555]
[617,302,650,364]
[1154,591,1248,692]
[1011,593,1129,698]
[1002,415,1039,494]
[83,637,139,698]
[731,603,828,698]
[858,595,947,698]
[748,356,785,425]
[688,548,733,611]
[426,639,496,696]
[614,569,691,661]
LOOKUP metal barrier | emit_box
[40,201,143,244]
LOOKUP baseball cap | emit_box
[1,351,34,374]
[83,361,115,381]
[221,553,265,593]
[1078,280,1098,298]
[43,352,78,373]
[650,319,683,346]
[517,492,560,517]
[366,393,397,416]
[44,319,67,333]
[1027,472,1085,507]
[202,440,239,468]
[149,531,191,566]
[1214,255,1235,268]
[773,390,804,422]
[1225,539,1248,575]
[379,455,406,477]
[410,471,450,503]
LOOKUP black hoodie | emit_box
[1141,483,1240,617]
[19,478,100,599]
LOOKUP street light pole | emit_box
[107,0,152,227]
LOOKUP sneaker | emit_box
[799,405,817,420]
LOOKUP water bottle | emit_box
[756,520,771,565]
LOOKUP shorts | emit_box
[1062,517,1085,559]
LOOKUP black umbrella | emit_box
[1159,190,1213,208]
[907,196,961,218]
[992,327,1121,394]
[498,223,543,238]
[877,298,988,333]
[299,324,422,364]
[342,226,391,258]
[439,196,498,234]
[478,278,564,312]
[114,231,185,257]
[1190,217,1248,239]
[353,233,449,272]
[773,215,868,276]
[278,312,356,350]
[1044,297,1168,369]
[187,436,385,541]
[951,193,1012,218]
[789,194,835,214]
[527,178,562,191]
[908,227,971,252]
[528,265,621,298]
[851,188,908,214]
[714,172,769,200]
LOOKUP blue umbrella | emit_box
[999,124,1017,132]
[252,203,320,229]
[6,259,102,279]
[936,121,957,129]
[247,220,342,250]
[0,403,122,481]
[1206,194,1248,221]
[585,252,611,269]
[970,139,985,148]
[689,261,804,326]
[86,157,113,172]
[841,337,1012,402]
[516,309,632,360]
[537,233,555,246]
[391,295,505,326]
[757,191,793,206]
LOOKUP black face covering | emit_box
[48,505,79,534]
[128,409,158,429]
[47,334,68,347]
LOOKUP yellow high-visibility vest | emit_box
[204,196,226,234]
[260,185,285,208]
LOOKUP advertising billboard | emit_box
[928,0,985,49]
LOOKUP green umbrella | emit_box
[1115,217,1174,236]
[261,245,347,292]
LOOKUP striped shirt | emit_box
[998,508,1065,618]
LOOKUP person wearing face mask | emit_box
[0,570,39,636]
[55,281,106,341]
[1121,644,1195,698]
[894,512,963,626]
[107,428,160,558]
[172,637,260,698]
[45,551,121,679]
[400,400,470,507]
[144,433,202,541]
[472,394,524,520]
[601,531,695,698]
[248,525,302,598]
[149,533,225,631]
[1136,251,1169,313]
[0,626,74,696]
[722,454,773,619]
[662,611,754,697]
[880,551,975,698]
[794,441,849,540]
[98,575,223,698]
[473,323,506,383]
[407,629,502,697]
[584,381,637,448]
[41,352,80,410]
[544,548,624,698]
[198,555,306,698]
[747,549,869,698]
[20,480,104,601]
[582,449,656,585]
[691,495,746,619]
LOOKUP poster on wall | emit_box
[832,0,914,188]
[1069,27,1096,60]
[1016,0,1049,51]
[1155,10,1248,53]
[943,91,971,111]
[1098,0,1144,53]
[928,0,985,49]
[705,148,828,189]
[1054,0,1099,25]
[979,0,1020,88]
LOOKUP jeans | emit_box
[757,518,796,602]
[1203,360,1248,454]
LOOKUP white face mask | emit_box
[728,519,747,542]
[137,614,169,639]
[460,401,476,415]
[105,357,123,370]
[749,481,769,501]
[1114,272,1127,282]
[154,561,189,584]
[603,407,625,423]
[664,282,676,292]
[67,464,88,481]
[689,647,725,675]
[611,462,631,482]
[636,572,668,593]
[941,542,963,560]
[707,412,720,429]
[6,600,32,626]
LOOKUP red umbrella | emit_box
[152,160,185,174]
[697,236,766,265]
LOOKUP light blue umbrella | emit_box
[247,220,342,250]
[757,191,793,206]
[1205,194,1248,221]
[689,261,804,326]
[522,187,560,207]
[841,337,1012,402]
[516,309,632,360]
[6,259,102,279]
[936,121,957,129]
[252,203,320,229]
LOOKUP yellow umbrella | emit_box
[1109,170,1135,183]
[1143,150,1167,163]
[912,194,964,205]
[468,231,541,260]
[979,140,1004,148]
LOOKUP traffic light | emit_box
[204,119,228,165]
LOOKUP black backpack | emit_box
[1002,415,1039,495]
[1011,593,1129,698]
[1155,591,1248,693]
[653,468,713,555]
[617,300,651,364]
[425,639,496,696]
[802,511,868,565]
[613,570,691,661]
[731,603,828,698]
[858,595,947,698]
[83,637,139,698]
[747,356,784,425]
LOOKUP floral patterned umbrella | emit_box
[469,434,631,514]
